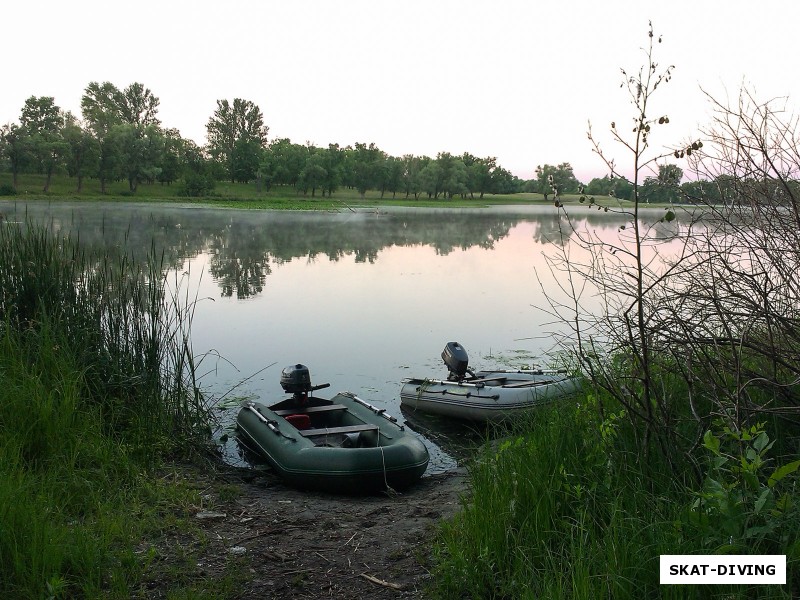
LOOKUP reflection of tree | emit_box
[206,222,272,298]
[530,211,574,246]
[3,203,640,301]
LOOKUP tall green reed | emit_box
[0,221,209,453]
[0,221,211,597]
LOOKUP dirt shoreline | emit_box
[153,463,469,599]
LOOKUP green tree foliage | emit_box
[347,142,386,198]
[62,121,100,192]
[112,124,164,192]
[81,81,160,132]
[641,163,683,203]
[158,129,184,185]
[80,81,165,193]
[230,138,262,183]
[320,144,344,196]
[296,150,327,197]
[535,162,581,201]
[206,98,268,182]
[261,138,308,188]
[81,81,124,136]
[679,179,720,204]
[0,124,33,188]
[181,139,216,196]
[20,96,69,192]
[401,154,428,199]
[117,82,161,128]
[384,155,404,198]
[439,153,469,198]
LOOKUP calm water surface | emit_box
[1,200,646,474]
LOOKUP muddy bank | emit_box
[150,464,469,599]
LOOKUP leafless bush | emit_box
[542,25,800,469]
[667,88,800,428]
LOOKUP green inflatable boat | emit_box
[236,364,429,493]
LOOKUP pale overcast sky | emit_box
[3,0,798,182]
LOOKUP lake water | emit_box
[0,200,660,474]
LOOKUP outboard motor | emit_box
[442,342,475,381]
[280,364,330,404]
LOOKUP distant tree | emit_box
[81,81,160,132]
[20,96,63,136]
[0,124,32,188]
[384,155,404,198]
[348,142,386,198]
[262,138,307,188]
[81,81,124,135]
[206,98,268,182]
[641,163,683,203]
[680,179,720,204]
[80,81,163,193]
[585,175,614,196]
[441,158,469,198]
[112,124,164,192]
[158,128,183,185]
[585,175,633,200]
[401,154,427,199]
[230,138,262,183]
[296,151,327,197]
[463,154,497,198]
[373,155,392,198]
[117,82,161,128]
[20,96,68,192]
[535,163,581,201]
[492,166,518,194]
[181,140,215,197]
[321,144,344,197]
[418,161,442,198]
[62,121,100,192]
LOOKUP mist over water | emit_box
[2,201,675,473]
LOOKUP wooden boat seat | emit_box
[274,404,348,416]
[300,424,379,437]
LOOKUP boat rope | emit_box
[379,445,398,498]
[422,388,500,400]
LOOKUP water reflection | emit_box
[0,202,630,300]
[1,200,657,474]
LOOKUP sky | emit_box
[3,0,799,183]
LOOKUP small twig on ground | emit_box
[360,573,405,591]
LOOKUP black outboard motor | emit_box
[280,364,330,404]
[442,342,476,381]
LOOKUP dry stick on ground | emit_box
[360,573,405,591]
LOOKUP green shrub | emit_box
[182,172,216,197]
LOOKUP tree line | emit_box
[2,80,776,204]
[0,81,535,199]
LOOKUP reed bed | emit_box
[0,221,211,598]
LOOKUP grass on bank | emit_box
[430,396,800,599]
[0,223,236,598]
[0,172,606,209]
